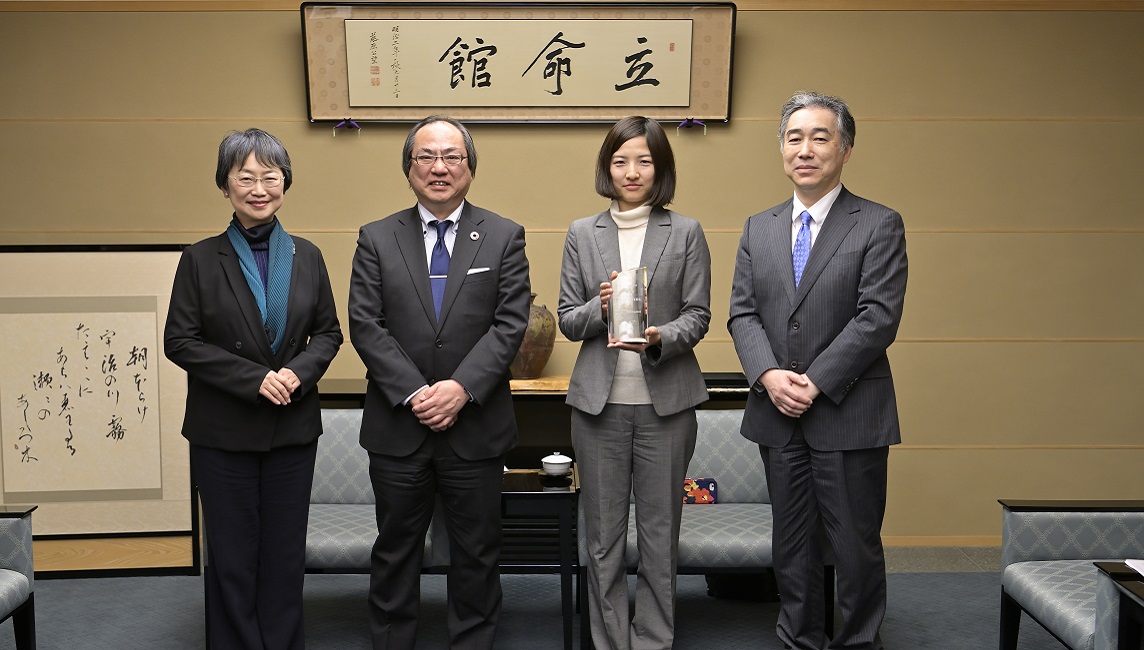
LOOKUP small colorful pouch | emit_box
[683,477,718,504]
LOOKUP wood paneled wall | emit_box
[3,4,1142,543]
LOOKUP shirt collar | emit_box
[792,183,844,226]
[417,201,464,229]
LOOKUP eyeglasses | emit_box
[411,154,467,167]
[230,175,283,188]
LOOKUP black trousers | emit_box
[367,434,505,650]
[760,427,889,650]
[192,441,317,650]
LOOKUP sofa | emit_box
[577,408,834,624]
[306,408,443,573]
[0,506,36,650]
[999,499,1144,650]
[307,407,833,641]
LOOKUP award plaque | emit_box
[608,266,648,344]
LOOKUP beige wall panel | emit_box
[5,7,1144,543]
[900,233,1144,339]
[848,122,1144,232]
[730,11,1144,120]
[891,341,1144,446]
[884,448,1144,537]
[0,12,305,119]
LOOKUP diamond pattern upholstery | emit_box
[580,409,775,572]
[306,409,439,572]
[1002,509,1144,568]
[312,409,374,504]
[999,503,1144,650]
[0,570,30,620]
[0,509,36,648]
[1003,560,1101,650]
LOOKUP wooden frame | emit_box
[301,2,736,122]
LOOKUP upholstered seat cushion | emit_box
[305,504,378,571]
[677,503,774,569]
[616,503,774,570]
[1002,559,1106,650]
[306,504,439,571]
[0,569,30,620]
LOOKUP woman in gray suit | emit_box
[164,129,342,649]
[558,116,711,650]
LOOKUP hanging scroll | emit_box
[302,2,736,121]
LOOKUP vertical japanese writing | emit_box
[391,26,401,98]
[9,321,153,457]
[369,31,380,88]
[522,32,586,96]
[15,394,36,463]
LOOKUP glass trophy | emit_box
[608,266,648,344]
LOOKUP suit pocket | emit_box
[826,250,862,267]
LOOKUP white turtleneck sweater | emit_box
[606,201,654,405]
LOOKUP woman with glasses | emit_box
[165,128,342,649]
[558,116,711,650]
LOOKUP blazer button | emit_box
[792,322,800,330]
[289,338,297,347]
[435,339,443,348]
[790,361,799,370]
[235,341,243,350]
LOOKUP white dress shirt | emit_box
[791,182,844,251]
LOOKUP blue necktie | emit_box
[792,210,812,287]
[430,220,451,320]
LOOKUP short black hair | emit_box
[594,116,676,208]
[215,128,292,191]
[401,115,478,178]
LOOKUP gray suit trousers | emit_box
[573,404,697,650]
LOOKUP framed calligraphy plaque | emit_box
[302,2,736,122]
[0,245,193,539]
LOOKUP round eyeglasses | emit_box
[230,175,283,188]
[411,154,467,167]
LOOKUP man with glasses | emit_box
[729,92,908,650]
[349,115,531,650]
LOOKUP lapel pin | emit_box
[470,231,480,241]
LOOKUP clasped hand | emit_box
[411,379,467,432]
[760,369,820,418]
[260,368,301,405]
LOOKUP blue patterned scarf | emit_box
[226,219,294,354]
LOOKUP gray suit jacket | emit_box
[728,186,908,451]
[348,202,531,460]
[558,207,711,417]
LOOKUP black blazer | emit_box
[164,230,343,451]
[348,202,531,461]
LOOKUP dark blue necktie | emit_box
[430,220,451,319]
[792,210,812,287]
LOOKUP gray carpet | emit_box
[0,572,1064,649]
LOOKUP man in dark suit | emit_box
[728,92,908,650]
[348,116,531,650]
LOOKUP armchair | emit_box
[0,505,37,650]
[999,499,1144,650]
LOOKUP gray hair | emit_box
[401,115,478,178]
[215,128,292,191]
[777,92,856,153]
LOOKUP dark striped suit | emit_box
[728,186,908,650]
